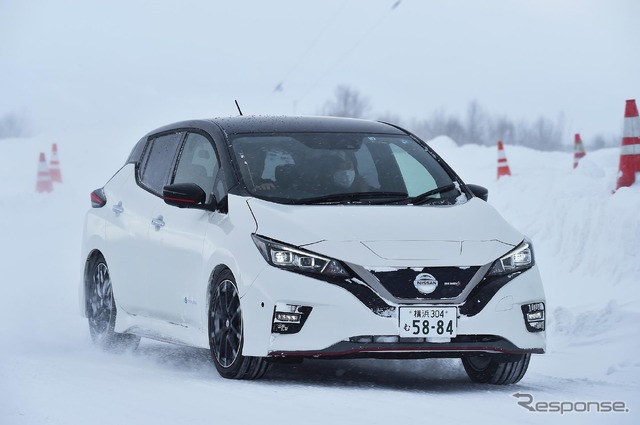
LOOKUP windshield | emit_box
[229,132,463,205]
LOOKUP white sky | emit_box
[1,0,638,144]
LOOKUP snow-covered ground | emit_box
[0,130,638,424]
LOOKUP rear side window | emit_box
[139,132,183,195]
[126,138,146,164]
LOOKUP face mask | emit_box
[333,169,355,188]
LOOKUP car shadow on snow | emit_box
[130,340,534,394]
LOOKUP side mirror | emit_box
[163,183,214,210]
[466,184,488,202]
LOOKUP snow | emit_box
[1,131,639,424]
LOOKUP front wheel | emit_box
[86,254,140,351]
[208,269,269,379]
[461,353,530,385]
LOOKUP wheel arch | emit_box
[206,265,235,316]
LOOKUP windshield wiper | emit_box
[294,191,409,205]
[410,183,457,205]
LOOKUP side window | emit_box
[139,132,183,195]
[172,132,220,203]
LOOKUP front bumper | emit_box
[240,264,546,358]
[269,336,542,359]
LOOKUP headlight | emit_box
[252,234,351,278]
[488,240,534,276]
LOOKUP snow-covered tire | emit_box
[208,269,269,380]
[461,353,530,385]
[86,254,140,351]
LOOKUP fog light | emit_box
[272,303,312,334]
[529,321,545,331]
[521,302,545,332]
[275,313,301,323]
[527,311,544,321]
[274,323,290,332]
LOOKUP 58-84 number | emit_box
[399,307,458,337]
[410,319,454,336]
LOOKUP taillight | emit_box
[90,188,107,208]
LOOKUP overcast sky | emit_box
[1,0,638,144]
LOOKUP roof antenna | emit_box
[235,100,243,116]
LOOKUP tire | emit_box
[86,254,140,352]
[208,269,269,379]
[461,353,530,385]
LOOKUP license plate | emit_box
[399,306,458,337]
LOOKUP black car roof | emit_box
[144,115,405,136]
[206,115,406,135]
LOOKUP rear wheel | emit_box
[209,269,268,379]
[462,353,530,385]
[86,254,140,351]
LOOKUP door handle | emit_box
[151,215,165,230]
[112,202,124,216]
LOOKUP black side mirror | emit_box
[466,184,489,202]
[163,183,215,210]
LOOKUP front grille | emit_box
[370,267,480,300]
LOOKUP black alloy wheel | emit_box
[209,269,268,379]
[86,254,140,351]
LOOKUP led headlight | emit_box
[488,240,534,276]
[252,234,351,278]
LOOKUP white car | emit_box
[80,116,546,384]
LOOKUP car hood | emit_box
[246,197,524,267]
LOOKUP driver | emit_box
[328,155,369,192]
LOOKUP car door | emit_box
[145,131,221,327]
[106,131,183,317]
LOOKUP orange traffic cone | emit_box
[615,99,640,190]
[573,133,586,169]
[49,143,62,183]
[36,152,54,193]
[497,140,511,179]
